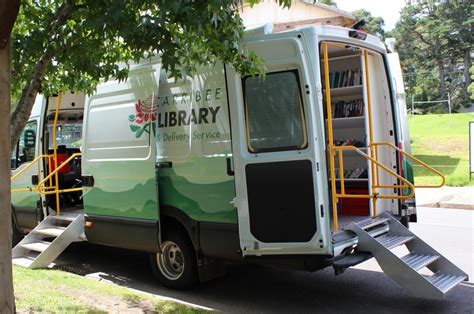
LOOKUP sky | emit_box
[335,0,406,31]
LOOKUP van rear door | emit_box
[226,33,331,256]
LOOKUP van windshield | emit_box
[48,124,82,149]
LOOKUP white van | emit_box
[11,24,466,299]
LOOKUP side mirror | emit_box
[23,130,36,148]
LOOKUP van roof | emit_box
[243,23,386,53]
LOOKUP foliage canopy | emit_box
[10,0,291,150]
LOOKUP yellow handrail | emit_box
[36,153,82,189]
[330,145,417,231]
[11,154,52,182]
[370,142,445,188]
[334,146,415,199]
[11,153,82,195]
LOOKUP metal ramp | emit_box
[12,212,85,269]
[345,212,468,300]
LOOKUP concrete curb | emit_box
[419,202,474,210]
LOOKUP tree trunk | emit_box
[10,52,53,152]
[463,48,471,101]
[0,39,15,314]
[437,58,447,108]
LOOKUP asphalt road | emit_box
[56,206,474,313]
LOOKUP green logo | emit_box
[129,98,156,138]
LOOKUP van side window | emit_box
[243,70,308,153]
[12,121,37,169]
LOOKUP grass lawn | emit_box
[13,266,207,313]
[408,113,474,186]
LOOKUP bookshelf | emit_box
[330,85,363,97]
[324,52,369,192]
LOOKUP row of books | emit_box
[332,139,365,147]
[332,99,364,118]
[335,168,368,179]
[329,68,362,89]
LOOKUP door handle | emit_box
[226,157,234,176]
[157,161,172,169]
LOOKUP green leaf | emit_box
[135,126,146,138]
[130,125,140,132]
[128,114,135,122]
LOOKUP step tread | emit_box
[49,215,76,222]
[20,240,51,253]
[376,234,414,249]
[35,227,66,237]
[354,217,389,230]
[367,224,390,238]
[12,256,34,268]
[426,273,467,293]
[401,253,440,271]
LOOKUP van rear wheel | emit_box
[150,230,198,289]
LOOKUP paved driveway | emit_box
[56,206,474,313]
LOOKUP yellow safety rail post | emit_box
[370,142,445,188]
[322,42,340,232]
[52,93,62,214]
[363,50,378,217]
[338,149,345,195]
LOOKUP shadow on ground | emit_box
[54,242,474,313]
[412,155,460,177]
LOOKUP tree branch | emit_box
[411,27,435,49]
[10,0,77,152]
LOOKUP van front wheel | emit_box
[150,230,198,289]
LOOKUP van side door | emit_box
[82,60,161,252]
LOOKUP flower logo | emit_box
[129,97,157,138]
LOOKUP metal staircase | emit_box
[12,212,85,269]
[345,213,468,300]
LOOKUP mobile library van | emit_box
[11,24,467,299]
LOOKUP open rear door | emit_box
[225,34,331,256]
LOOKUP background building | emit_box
[240,0,356,32]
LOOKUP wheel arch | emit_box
[160,205,200,252]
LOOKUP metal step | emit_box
[12,213,85,269]
[426,273,467,294]
[367,224,389,238]
[401,253,440,271]
[35,227,66,237]
[345,212,468,299]
[50,215,76,222]
[354,217,389,230]
[12,256,34,268]
[20,240,51,253]
[376,234,414,249]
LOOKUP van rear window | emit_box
[243,70,307,153]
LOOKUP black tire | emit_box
[150,229,198,290]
